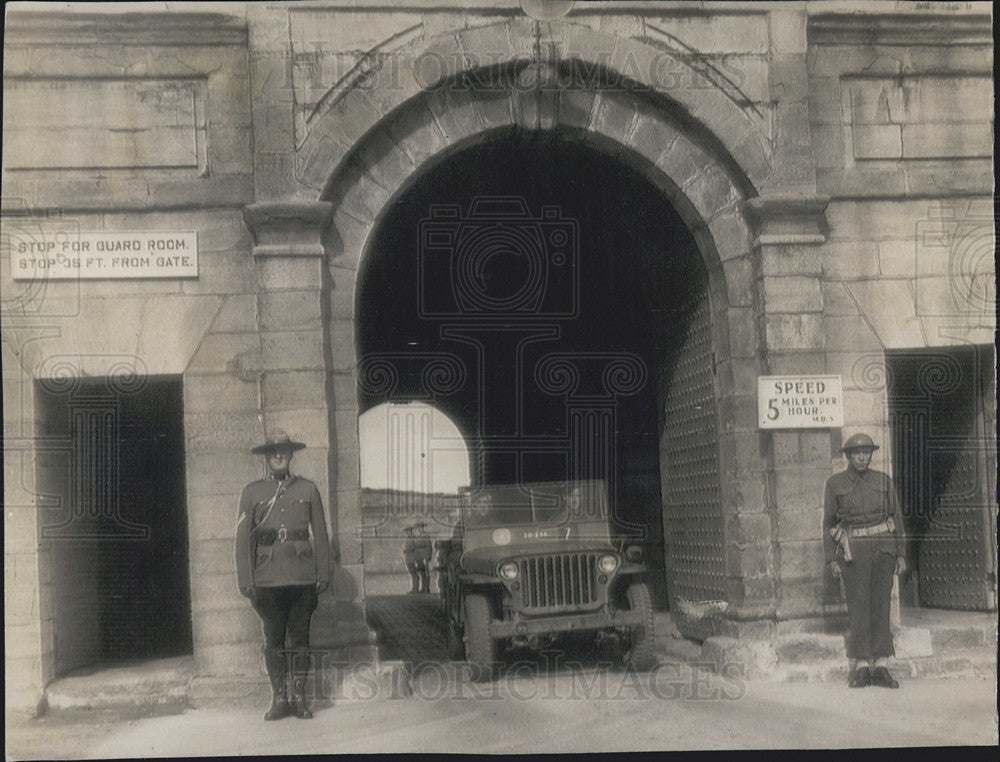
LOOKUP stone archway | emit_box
[275,23,776,634]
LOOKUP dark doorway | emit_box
[355,128,723,609]
[36,375,193,675]
[886,345,997,611]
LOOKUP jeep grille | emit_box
[519,554,599,611]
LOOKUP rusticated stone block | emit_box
[775,579,827,620]
[558,87,597,133]
[822,315,882,352]
[702,636,778,681]
[708,210,753,262]
[821,241,880,279]
[727,542,772,578]
[260,330,325,371]
[656,134,710,191]
[683,164,739,222]
[262,370,328,411]
[185,411,260,452]
[774,468,828,512]
[726,512,772,546]
[186,450,261,497]
[255,257,324,290]
[765,313,823,350]
[195,642,260,678]
[386,102,448,167]
[778,540,825,579]
[259,289,323,331]
[763,276,822,313]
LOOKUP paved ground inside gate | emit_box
[8,670,996,757]
[8,578,997,757]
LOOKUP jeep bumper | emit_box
[489,608,646,638]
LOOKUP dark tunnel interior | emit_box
[357,128,711,542]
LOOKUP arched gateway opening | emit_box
[315,49,763,640]
[357,128,716,595]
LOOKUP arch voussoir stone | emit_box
[354,125,418,196]
[683,163,743,224]
[425,85,493,142]
[628,112,682,166]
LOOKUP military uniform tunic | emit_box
[235,474,330,590]
[823,466,906,660]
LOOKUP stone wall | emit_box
[1,10,260,709]
[2,0,994,713]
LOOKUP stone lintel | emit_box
[808,12,992,48]
[744,194,830,247]
[243,201,334,258]
[4,10,248,47]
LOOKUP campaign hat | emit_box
[251,429,307,455]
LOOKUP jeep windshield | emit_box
[456,481,614,553]
[462,480,608,528]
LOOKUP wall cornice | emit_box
[808,13,992,47]
[3,11,247,47]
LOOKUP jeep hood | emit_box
[461,537,617,576]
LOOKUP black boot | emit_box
[264,693,292,721]
[263,647,292,720]
[291,677,313,719]
[418,569,430,594]
[290,648,313,719]
[848,666,871,688]
[871,666,899,688]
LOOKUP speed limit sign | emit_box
[758,375,844,429]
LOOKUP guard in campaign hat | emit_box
[235,429,331,721]
[823,432,906,689]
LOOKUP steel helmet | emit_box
[841,432,879,453]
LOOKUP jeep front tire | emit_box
[464,593,497,682]
[624,582,656,671]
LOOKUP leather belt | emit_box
[830,518,894,563]
[256,527,309,546]
[845,518,894,538]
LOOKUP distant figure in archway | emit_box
[403,520,433,594]
[235,430,331,720]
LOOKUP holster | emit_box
[830,525,853,562]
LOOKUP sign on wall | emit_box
[10,231,198,280]
[758,375,844,429]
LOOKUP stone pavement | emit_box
[9,578,997,757]
[8,670,997,757]
[362,574,996,685]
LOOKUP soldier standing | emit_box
[824,433,907,689]
[402,520,433,594]
[235,430,331,720]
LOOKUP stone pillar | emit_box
[746,194,837,625]
[242,201,377,685]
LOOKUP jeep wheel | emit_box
[464,594,497,682]
[447,620,466,662]
[624,582,656,671]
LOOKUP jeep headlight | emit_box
[597,554,619,574]
[498,561,519,580]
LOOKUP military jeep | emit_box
[435,480,656,681]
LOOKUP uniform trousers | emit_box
[837,534,895,660]
[251,585,318,692]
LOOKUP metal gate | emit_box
[888,346,997,611]
[660,291,726,639]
